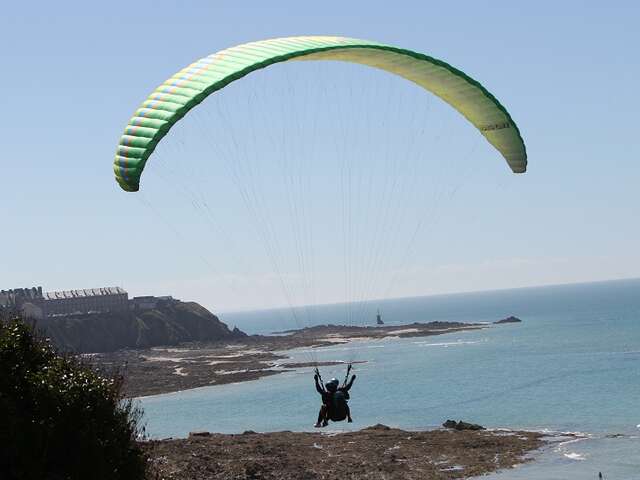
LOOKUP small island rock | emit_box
[494,316,522,324]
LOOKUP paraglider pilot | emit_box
[314,367,356,427]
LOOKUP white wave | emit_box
[558,436,590,447]
[414,340,483,347]
[563,452,586,461]
[530,427,590,438]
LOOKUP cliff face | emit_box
[37,301,245,353]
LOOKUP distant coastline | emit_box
[94,318,517,398]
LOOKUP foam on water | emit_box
[413,339,485,347]
[563,452,586,461]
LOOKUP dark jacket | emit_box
[315,375,356,404]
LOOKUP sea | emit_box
[140,278,640,479]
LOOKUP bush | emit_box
[0,312,147,480]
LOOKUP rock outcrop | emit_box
[443,420,486,431]
[493,315,522,324]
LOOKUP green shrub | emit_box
[0,312,147,480]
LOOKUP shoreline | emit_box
[94,321,488,398]
[142,423,545,480]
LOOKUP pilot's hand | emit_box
[314,374,319,381]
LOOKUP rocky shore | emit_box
[111,319,536,479]
[143,424,543,480]
[94,321,486,397]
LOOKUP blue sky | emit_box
[1,1,638,312]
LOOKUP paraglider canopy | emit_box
[113,35,527,192]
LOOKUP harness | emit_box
[314,363,352,389]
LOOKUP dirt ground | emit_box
[143,424,544,480]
